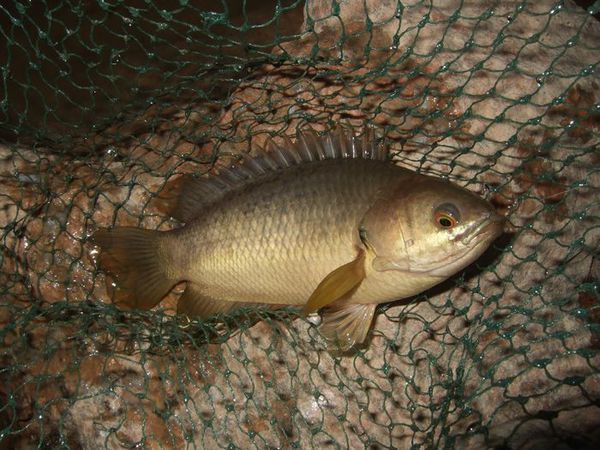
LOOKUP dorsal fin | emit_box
[159,126,389,223]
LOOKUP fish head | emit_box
[360,174,505,278]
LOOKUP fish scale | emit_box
[176,159,388,305]
[92,128,503,351]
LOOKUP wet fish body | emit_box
[175,159,417,305]
[93,128,504,351]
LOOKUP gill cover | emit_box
[358,175,426,273]
[359,173,503,277]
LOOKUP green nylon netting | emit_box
[1,0,599,448]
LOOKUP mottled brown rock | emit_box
[1,0,599,449]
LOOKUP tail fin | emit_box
[91,227,175,310]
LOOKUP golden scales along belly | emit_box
[350,268,445,305]
[187,248,445,308]
[187,251,352,306]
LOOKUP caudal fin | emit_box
[91,227,175,310]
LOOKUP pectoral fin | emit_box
[319,303,377,352]
[302,250,366,315]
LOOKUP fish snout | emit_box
[460,210,505,245]
[480,210,506,241]
[489,209,506,229]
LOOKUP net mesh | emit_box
[1,0,599,448]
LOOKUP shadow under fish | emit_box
[91,127,505,352]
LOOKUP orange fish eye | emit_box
[435,212,457,228]
[434,203,460,229]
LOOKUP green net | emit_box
[1,0,599,448]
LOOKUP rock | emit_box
[0,0,598,448]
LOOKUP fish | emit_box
[92,127,504,351]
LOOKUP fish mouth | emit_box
[459,212,505,246]
[423,212,505,277]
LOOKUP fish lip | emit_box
[459,212,505,246]
[418,212,505,277]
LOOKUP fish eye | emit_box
[434,203,460,229]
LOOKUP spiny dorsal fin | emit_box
[160,126,389,223]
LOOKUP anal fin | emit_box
[319,303,377,352]
[177,283,239,318]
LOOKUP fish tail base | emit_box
[92,227,174,310]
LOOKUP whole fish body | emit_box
[93,128,504,351]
